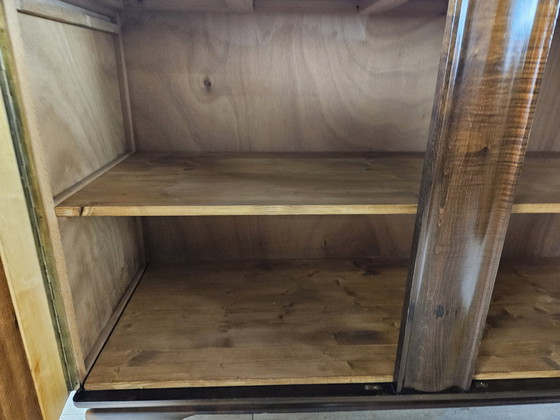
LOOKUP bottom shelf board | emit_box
[85,260,560,391]
[475,261,560,380]
[85,260,405,390]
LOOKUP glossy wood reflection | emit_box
[395,0,560,392]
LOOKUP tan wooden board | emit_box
[55,152,560,217]
[55,153,423,216]
[85,259,560,390]
[475,260,560,380]
[122,8,444,152]
[18,13,127,196]
[144,215,416,263]
[85,260,406,390]
[58,217,145,362]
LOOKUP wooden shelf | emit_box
[55,153,424,217]
[475,260,560,380]
[84,260,406,390]
[55,152,560,217]
[84,259,560,390]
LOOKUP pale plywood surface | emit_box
[18,13,127,196]
[527,16,560,152]
[55,153,424,216]
[144,215,415,263]
[123,8,444,152]
[59,217,145,362]
[85,260,406,390]
[475,261,560,380]
[56,152,560,217]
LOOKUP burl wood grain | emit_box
[395,0,560,392]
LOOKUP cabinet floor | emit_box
[85,260,560,391]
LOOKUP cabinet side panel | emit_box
[58,217,144,364]
[527,16,560,151]
[145,215,415,263]
[18,13,127,196]
[123,4,446,152]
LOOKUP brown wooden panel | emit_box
[85,261,406,390]
[395,0,560,392]
[527,15,560,152]
[0,251,43,420]
[58,217,145,362]
[503,214,560,260]
[145,215,415,263]
[475,261,560,380]
[18,13,127,196]
[122,4,445,152]
[55,153,423,216]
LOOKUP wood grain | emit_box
[475,261,560,380]
[85,260,406,390]
[359,0,411,15]
[54,152,560,217]
[58,217,145,363]
[18,13,127,196]
[0,258,43,420]
[503,214,560,260]
[17,0,120,33]
[0,73,67,419]
[55,153,423,216]
[122,6,444,152]
[395,0,560,393]
[527,14,560,152]
[144,215,415,263]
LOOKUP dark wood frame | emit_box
[395,0,560,392]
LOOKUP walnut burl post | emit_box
[395,0,560,392]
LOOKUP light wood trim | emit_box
[60,0,118,16]
[0,257,43,420]
[84,265,147,371]
[0,66,68,419]
[114,13,135,152]
[2,0,87,378]
[16,0,119,34]
[53,152,132,206]
[225,0,253,12]
[395,0,560,393]
[359,0,411,14]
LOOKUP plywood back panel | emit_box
[58,217,144,360]
[123,3,445,152]
[527,15,560,152]
[18,14,127,196]
[145,215,415,263]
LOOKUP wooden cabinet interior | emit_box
[3,0,560,405]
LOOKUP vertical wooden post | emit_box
[395,0,560,392]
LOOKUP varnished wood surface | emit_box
[122,6,444,152]
[55,152,560,217]
[527,15,560,152]
[19,13,127,196]
[55,153,423,216]
[145,215,416,263]
[395,0,560,392]
[0,24,69,416]
[85,260,406,390]
[475,261,560,380]
[0,258,43,420]
[58,217,145,362]
[85,259,560,390]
